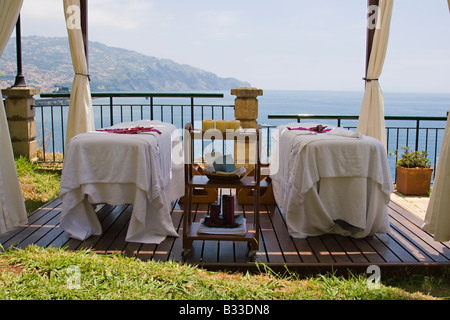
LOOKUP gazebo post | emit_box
[365,0,379,79]
[12,15,26,87]
[80,0,88,67]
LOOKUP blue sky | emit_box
[19,0,450,93]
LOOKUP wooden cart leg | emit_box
[247,249,256,261]
[181,248,191,260]
[247,240,258,261]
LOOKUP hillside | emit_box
[0,36,250,92]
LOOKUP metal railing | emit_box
[33,93,447,184]
[268,114,448,182]
[36,92,234,162]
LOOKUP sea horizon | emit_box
[33,89,448,182]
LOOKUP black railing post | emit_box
[109,96,114,126]
[415,119,420,151]
[190,96,195,124]
[150,96,154,120]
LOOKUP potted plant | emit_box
[393,147,433,196]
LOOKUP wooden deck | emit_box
[1,194,449,275]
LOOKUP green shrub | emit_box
[392,147,431,168]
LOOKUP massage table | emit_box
[270,122,393,238]
[59,120,184,244]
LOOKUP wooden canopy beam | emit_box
[365,0,379,78]
[80,0,88,68]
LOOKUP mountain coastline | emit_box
[0,36,250,93]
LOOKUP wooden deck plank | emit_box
[234,241,253,263]
[388,227,435,263]
[201,241,219,263]
[151,202,184,262]
[292,238,319,263]
[1,198,63,249]
[259,205,284,264]
[63,204,117,251]
[218,241,236,263]
[15,210,61,249]
[333,235,369,264]
[350,237,386,264]
[267,205,302,263]
[0,197,60,244]
[389,216,449,263]
[95,206,131,253]
[106,218,132,255]
[306,237,335,263]
[187,241,205,262]
[1,196,448,274]
[73,204,128,251]
[389,204,450,261]
[122,242,143,259]
[374,232,419,263]
[240,204,267,264]
[320,235,352,263]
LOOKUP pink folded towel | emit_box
[97,126,162,135]
[287,125,331,133]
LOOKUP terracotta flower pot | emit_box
[395,166,433,196]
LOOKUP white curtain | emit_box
[0,0,27,236]
[357,0,394,149]
[63,0,94,145]
[421,0,450,242]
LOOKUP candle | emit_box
[227,120,240,130]
[202,119,215,131]
[215,120,227,132]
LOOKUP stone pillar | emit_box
[231,87,263,128]
[2,86,40,160]
[230,87,263,170]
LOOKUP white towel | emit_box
[326,127,362,139]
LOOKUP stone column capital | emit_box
[2,86,40,99]
[231,87,263,99]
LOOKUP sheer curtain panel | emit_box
[0,0,27,236]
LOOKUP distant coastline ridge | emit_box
[0,35,250,93]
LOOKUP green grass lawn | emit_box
[0,245,444,300]
[2,157,448,300]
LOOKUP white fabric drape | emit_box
[63,0,94,145]
[421,0,450,242]
[357,0,394,149]
[0,0,27,236]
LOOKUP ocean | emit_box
[81,89,450,127]
[36,89,449,180]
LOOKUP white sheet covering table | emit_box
[270,123,393,239]
[60,120,184,244]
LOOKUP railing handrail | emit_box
[267,113,447,159]
[39,92,227,128]
[40,92,224,99]
[268,114,448,121]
